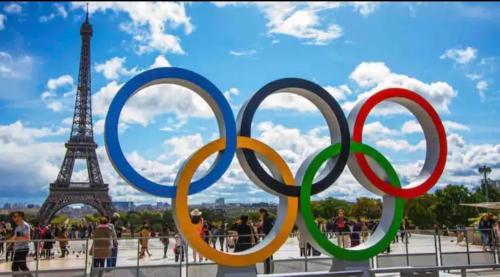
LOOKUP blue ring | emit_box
[104,67,236,197]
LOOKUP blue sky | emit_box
[0,2,499,206]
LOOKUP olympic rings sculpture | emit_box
[104,67,447,265]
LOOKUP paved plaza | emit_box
[0,233,498,276]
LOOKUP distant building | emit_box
[113,201,135,212]
[156,202,170,210]
[215,198,225,207]
[3,203,12,209]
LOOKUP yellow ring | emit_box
[172,136,298,266]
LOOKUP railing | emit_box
[0,228,498,276]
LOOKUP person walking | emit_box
[0,224,5,256]
[9,211,33,275]
[161,224,170,258]
[91,217,113,277]
[232,215,256,252]
[139,224,152,258]
[106,214,119,267]
[42,226,54,259]
[350,218,363,247]
[32,223,42,260]
[173,233,185,262]
[218,224,227,252]
[57,227,69,258]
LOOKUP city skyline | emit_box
[0,2,499,206]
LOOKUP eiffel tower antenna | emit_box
[85,3,89,22]
[38,7,114,226]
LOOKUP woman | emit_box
[58,227,69,258]
[42,226,54,259]
[92,217,113,276]
[232,215,256,252]
[332,209,350,248]
[218,224,227,251]
[350,218,363,247]
[479,214,493,251]
[139,225,152,258]
[190,209,205,262]
[160,224,170,258]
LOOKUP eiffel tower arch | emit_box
[38,8,114,226]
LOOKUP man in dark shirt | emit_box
[260,208,274,274]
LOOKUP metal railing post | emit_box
[437,229,443,266]
[136,237,140,277]
[405,230,409,266]
[84,238,89,276]
[304,247,308,272]
[433,231,439,266]
[35,239,40,277]
[185,241,189,277]
[464,228,471,265]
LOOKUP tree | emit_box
[350,197,382,219]
[434,185,484,227]
[404,194,437,229]
[311,197,352,220]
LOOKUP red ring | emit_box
[352,88,447,198]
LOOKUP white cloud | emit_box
[4,3,22,14]
[476,80,488,101]
[364,121,399,137]
[0,51,33,79]
[223,87,239,100]
[163,134,204,159]
[150,55,171,68]
[401,120,422,134]
[0,14,5,30]
[72,2,193,54]
[229,49,257,56]
[376,138,426,152]
[39,3,68,22]
[443,121,470,132]
[466,73,482,81]
[346,62,457,114]
[95,57,139,80]
[440,47,477,64]
[324,85,352,101]
[41,74,75,112]
[214,3,378,45]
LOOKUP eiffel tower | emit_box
[38,7,113,226]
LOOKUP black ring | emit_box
[236,78,350,197]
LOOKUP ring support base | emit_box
[330,258,370,277]
[216,265,257,277]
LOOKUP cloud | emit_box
[466,73,482,81]
[229,49,257,56]
[95,57,139,80]
[0,51,34,79]
[476,80,488,101]
[259,84,352,112]
[4,3,22,14]
[39,3,68,22]
[150,55,171,68]
[440,47,477,64]
[0,14,4,30]
[346,62,457,114]
[376,138,426,152]
[213,3,378,45]
[72,2,193,54]
[41,74,75,112]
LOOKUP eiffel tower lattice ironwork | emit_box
[38,7,113,226]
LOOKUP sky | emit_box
[0,2,499,206]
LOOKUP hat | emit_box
[112,212,120,219]
[190,209,202,216]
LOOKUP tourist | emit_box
[32,223,42,260]
[210,223,218,249]
[332,209,350,248]
[42,226,54,259]
[400,218,410,243]
[5,226,14,262]
[190,209,205,262]
[479,214,493,251]
[9,211,32,274]
[232,215,256,252]
[173,232,185,262]
[139,224,152,258]
[91,217,113,277]
[260,208,274,274]
[350,218,363,247]
[57,227,69,258]
[217,223,227,252]
[297,229,307,257]
[106,214,119,267]
[161,224,170,258]
[0,223,5,256]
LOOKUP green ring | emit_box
[299,142,404,260]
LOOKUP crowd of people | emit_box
[1,209,499,275]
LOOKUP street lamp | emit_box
[478,165,492,202]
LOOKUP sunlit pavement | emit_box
[0,234,498,276]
